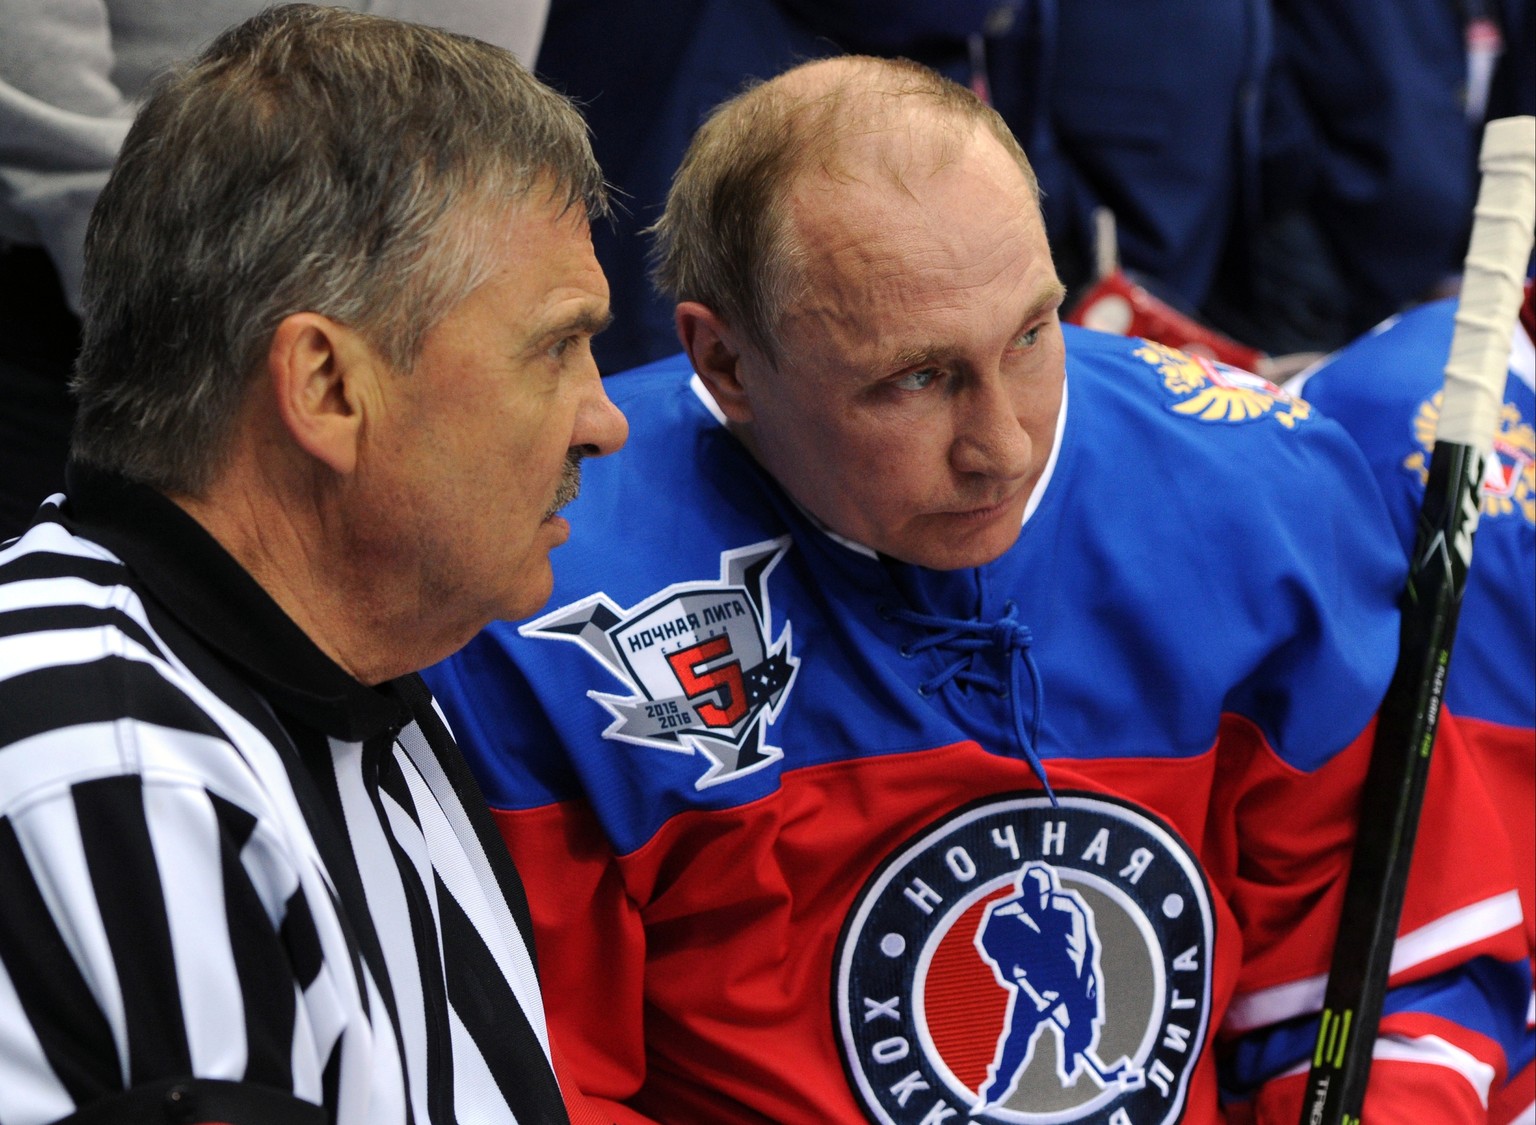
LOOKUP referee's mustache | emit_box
[545,448,589,520]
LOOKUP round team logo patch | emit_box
[835,793,1214,1125]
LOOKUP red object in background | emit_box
[1066,269,1267,372]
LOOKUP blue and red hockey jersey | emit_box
[425,326,1529,1125]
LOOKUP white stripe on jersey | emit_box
[1225,889,1527,1031]
[287,979,324,1105]
[0,574,140,617]
[0,723,264,830]
[0,513,107,562]
[0,957,75,1125]
[140,780,247,1079]
[1389,891,1526,976]
[397,719,549,1054]
[9,793,131,1085]
[338,962,408,1125]
[1271,1026,1499,1106]
[448,1004,520,1125]
[380,774,443,937]
[332,737,429,1124]
[1269,1032,1498,1105]
[1375,1033,1496,1106]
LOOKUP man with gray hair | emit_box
[0,6,624,1124]
[426,55,1529,1123]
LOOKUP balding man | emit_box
[427,57,1528,1124]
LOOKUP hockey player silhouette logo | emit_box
[971,863,1143,1114]
[835,793,1213,1125]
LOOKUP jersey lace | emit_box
[882,600,1057,805]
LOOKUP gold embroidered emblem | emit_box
[1406,392,1536,525]
[1134,340,1312,429]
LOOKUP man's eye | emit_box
[548,336,576,360]
[892,367,941,392]
[1013,325,1043,350]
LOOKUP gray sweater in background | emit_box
[0,0,550,311]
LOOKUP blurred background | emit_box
[3,0,1533,537]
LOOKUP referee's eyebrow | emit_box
[522,304,613,361]
[556,306,614,339]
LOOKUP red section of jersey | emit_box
[1460,714,1536,957]
[1214,710,1527,998]
[494,715,1522,1123]
[1492,1057,1535,1125]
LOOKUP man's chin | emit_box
[495,526,571,623]
[887,520,1024,571]
[502,566,556,625]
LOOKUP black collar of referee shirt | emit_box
[62,461,411,742]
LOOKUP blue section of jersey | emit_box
[1300,299,1536,729]
[425,327,1402,857]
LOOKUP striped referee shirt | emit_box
[0,466,571,1125]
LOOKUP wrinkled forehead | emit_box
[783,119,1039,279]
[790,101,976,197]
[769,125,1055,381]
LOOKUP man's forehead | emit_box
[785,121,1031,252]
[794,105,978,190]
[772,124,1053,368]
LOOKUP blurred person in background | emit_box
[0,0,551,539]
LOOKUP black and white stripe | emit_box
[0,498,568,1125]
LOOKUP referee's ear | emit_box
[266,312,374,476]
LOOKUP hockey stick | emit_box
[1299,115,1536,1125]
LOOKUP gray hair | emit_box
[649,55,1039,365]
[72,3,607,493]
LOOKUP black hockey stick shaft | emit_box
[1299,115,1535,1125]
[1299,445,1480,1125]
